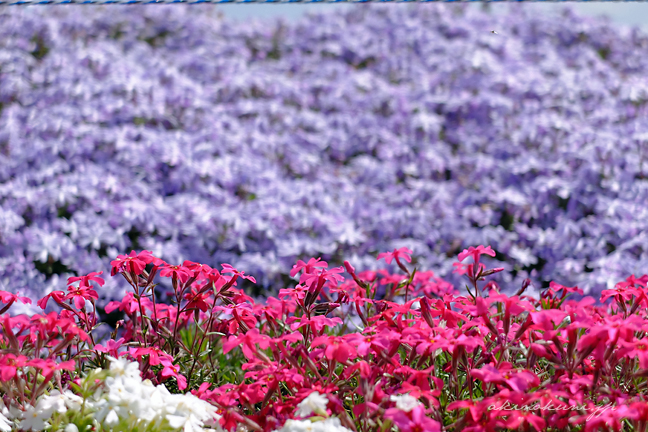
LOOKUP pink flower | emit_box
[290,257,328,277]
[104,292,139,315]
[27,358,75,380]
[37,291,65,309]
[65,285,99,309]
[221,263,256,283]
[503,411,546,431]
[0,291,31,305]
[95,338,126,357]
[470,363,539,393]
[110,250,159,276]
[346,329,392,356]
[311,335,357,363]
[182,260,213,279]
[457,245,496,263]
[299,266,345,290]
[222,328,271,360]
[159,265,194,284]
[159,360,187,390]
[378,247,413,265]
[129,347,173,366]
[67,271,105,288]
[287,315,343,333]
[384,405,441,432]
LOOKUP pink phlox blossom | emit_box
[67,271,105,288]
[457,245,496,263]
[378,247,413,266]
[94,337,127,357]
[110,250,161,276]
[159,264,194,284]
[471,362,539,393]
[64,284,98,309]
[311,335,357,363]
[222,328,272,360]
[287,315,343,333]
[221,263,256,283]
[290,257,328,277]
[0,291,31,305]
[104,292,140,315]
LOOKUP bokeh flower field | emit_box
[2,8,648,431]
[1,4,648,314]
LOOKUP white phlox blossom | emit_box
[272,417,353,432]
[95,357,223,431]
[389,393,422,412]
[18,404,48,432]
[18,390,85,432]
[94,373,144,427]
[106,355,141,380]
[0,400,20,432]
[165,393,223,432]
[0,412,11,432]
[17,357,224,432]
[294,391,329,418]
[37,390,84,418]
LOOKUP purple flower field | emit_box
[1,4,647,313]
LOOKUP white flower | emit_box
[273,417,353,432]
[164,393,222,432]
[19,405,49,432]
[104,409,120,427]
[389,393,421,412]
[166,413,205,432]
[93,377,138,427]
[295,392,329,418]
[0,399,21,422]
[106,356,141,380]
[204,410,224,430]
[64,424,79,432]
[0,412,11,432]
[36,390,84,418]
[138,382,169,424]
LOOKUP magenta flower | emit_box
[67,271,105,288]
[94,338,126,357]
[384,405,441,432]
[104,292,139,315]
[221,263,257,283]
[64,285,99,309]
[182,260,213,279]
[457,245,496,264]
[287,315,343,333]
[0,291,31,305]
[222,328,272,360]
[290,257,328,277]
[159,265,194,284]
[377,247,413,265]
[110,250,160,276]
[159,360,187,390]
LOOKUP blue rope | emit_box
[1,0,645,4]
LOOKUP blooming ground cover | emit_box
[1,4,648,313]
[1,246,648,431]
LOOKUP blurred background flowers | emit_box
[1,3,647,314]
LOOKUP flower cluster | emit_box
[3,245,648,432]
[1,4,648,312]
[0,356,224,432]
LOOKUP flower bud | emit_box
[419,297,436,329]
